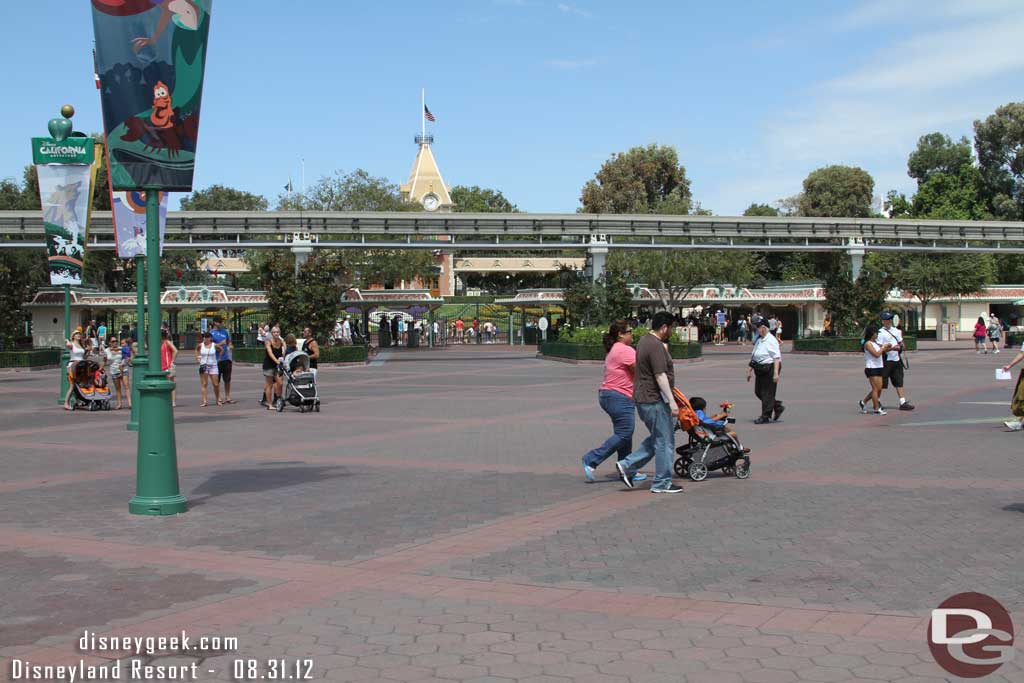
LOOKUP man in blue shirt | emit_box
[209,316,234,404]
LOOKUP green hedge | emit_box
[232,346,367,364]
[0,349,62,368]
[793,336,918,353]
[540,340,701,361]
[1009,332,1023,348]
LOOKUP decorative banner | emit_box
[111,190,168,259]
[37,164,94,285]
[32,137,94,165]
[91,0,213,191]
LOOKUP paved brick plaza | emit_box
[1,343,1022,682]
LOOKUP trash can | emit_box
[408,328,420,348]
[379,328,391,348]
[524,327,540,345]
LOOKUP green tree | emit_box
[0,174,46,346]
[885,253,994,330]
[798,165,874,217]
[743,203,779,217]
[259,251,345,339]
[974,102,1024,219]
[451,185,518,212]
[609,249,760,312]
[910,164,990,220]
[276,169,417,211]
[602,266,633,322]
[907,133,973,183]
[180,184,269,211]
[580,144,692,214]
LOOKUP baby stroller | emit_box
[672,388,750,481]
[70,360,112,411]
[276,350,320,413]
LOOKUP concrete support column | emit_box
[848,238,865,280]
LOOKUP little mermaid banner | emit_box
[91,0,212,191]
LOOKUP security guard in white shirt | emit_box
[747,317,785,423]
[876,312,914,411]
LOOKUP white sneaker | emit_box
[994,349,1001,354]
[858,400,867,414]
[583,463,596,483]
[874,408,887,416]
[1005,421,1023,431]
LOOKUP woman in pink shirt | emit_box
[582,320,645,482]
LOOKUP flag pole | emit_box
[301,159,305,194]
[421,88,426,140]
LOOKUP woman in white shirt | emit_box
[859,325,891,415]
[63,331,86,410]
[195,331,221,407]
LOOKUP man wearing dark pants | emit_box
[877,312,914,410]
[748,318,783,424]
[616,311,684,494]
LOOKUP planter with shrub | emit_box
[233,345,368,365]
[792,336,918,354]
[539,327,702,363]
[0,348,62,369]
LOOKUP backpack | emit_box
[672,387,700,432]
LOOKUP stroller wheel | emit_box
[314,402,320,413]
[734,458,751,479]
[721,466,735,477]
[673,458,688,478]
[688,462,708,482]
[276,399,285,413]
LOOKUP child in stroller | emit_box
[672,389,751,481]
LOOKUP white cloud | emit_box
[701,3,1024,214]
[557,3,592,19]
[836,0,1021,30]
[545,58,600,69]
[826,15,1024,93]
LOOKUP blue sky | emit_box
[3,1,1022,213]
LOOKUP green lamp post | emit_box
[126,254,145,431]
[36,104,80,405]
[128,190,185,515]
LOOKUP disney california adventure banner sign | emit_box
[91,0,212,192]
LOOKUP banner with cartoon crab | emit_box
[91,0,212,191]
[34,158,94,286]
[111,190,168,259]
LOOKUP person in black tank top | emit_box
[302,327,320,380]
[263,327,285,409]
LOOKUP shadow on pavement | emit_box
[188,465,351,507]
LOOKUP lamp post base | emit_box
[128,493,187,516]
[130,370,186,516]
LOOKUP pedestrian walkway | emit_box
[0,348,1021,681]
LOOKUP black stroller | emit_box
[276,350,320,413]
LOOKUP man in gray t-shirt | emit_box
[616,311,683,494]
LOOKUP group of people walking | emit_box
[859,313,915,416]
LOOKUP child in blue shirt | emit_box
[690,396,750,452]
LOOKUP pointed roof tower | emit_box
[400,91,453,212]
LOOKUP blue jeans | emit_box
[619,401,675,490]
[582,390,635,468]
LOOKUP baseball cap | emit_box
[880,312,894,320]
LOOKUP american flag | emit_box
[424,105,436,122]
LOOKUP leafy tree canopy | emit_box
[798,165,874,218]
[743,203,779,217]
[907,133,973,184]
[180,184,269,211]
[276,169,418,212]
[259,251,346,340]
[974,102,1024,219]
[451,185,518,212]
[580,144,693,214]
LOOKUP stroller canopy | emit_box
[283,350,310,373]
